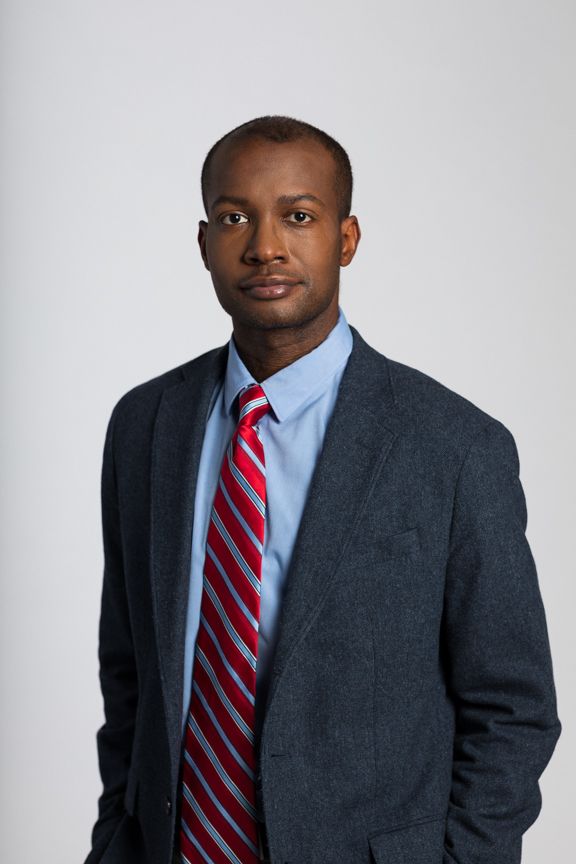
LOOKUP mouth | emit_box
[239,276,301,299]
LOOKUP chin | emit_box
[228,298,311,330]
[238,311,305,332]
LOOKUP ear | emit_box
[339,215,361,267]
[198,220,210,271]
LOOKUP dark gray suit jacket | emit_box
[85,326,560,864]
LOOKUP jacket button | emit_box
[165,796,172,815]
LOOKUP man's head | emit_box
[198,115,360,341]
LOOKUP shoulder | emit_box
[385,352,518,464]
[386,353,496,427]
[351,325,517,464]
[106,342,227,432]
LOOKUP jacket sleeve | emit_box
[442,420,561,864]
[85,402,139,862]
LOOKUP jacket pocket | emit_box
[377,526,421,559]
[368,814,445,864]
[352,525,421,561]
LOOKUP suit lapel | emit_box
[150,342,228,779]
[262,326,402,719]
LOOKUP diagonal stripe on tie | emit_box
[189,684,255,792]
[179,382,270,864]
[217,475,263,555]
[193,656,255,762]
[207,519,260,619]
[195,622,254,732]
[211,493,262,584]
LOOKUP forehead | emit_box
[205,137,339,211]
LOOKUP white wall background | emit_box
[1,1,574,861]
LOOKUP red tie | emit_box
[179,383,271,864]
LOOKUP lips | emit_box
[239,275,301,290]
[238,274,302,300]
[241,280,300,299]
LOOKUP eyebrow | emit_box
[210,193,325,212]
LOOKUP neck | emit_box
[232,302,339,382]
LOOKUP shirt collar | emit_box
[223,305,353,423]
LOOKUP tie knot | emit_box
[237,383,270,427]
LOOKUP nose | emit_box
[242,217,287,264]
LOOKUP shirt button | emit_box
[165,796,172,815]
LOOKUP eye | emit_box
[219,213,248,225]
[286,211,312,224]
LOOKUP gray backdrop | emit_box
[1,1,573,861]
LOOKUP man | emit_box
[85,116,560,864]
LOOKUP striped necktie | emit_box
[179,383,271,864]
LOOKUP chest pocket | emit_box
[348,525,421,561]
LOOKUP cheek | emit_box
[206,236,238,273]
[291,233,340,270]
[311,245,343,280]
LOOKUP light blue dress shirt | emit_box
[181,305,353,750]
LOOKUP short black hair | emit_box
[201,115,353,221]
